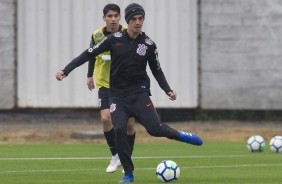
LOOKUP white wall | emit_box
[200,0,282,110]
[0,0,15,109]
[17,0,198,108]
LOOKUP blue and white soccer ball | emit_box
[269,136,282,153]
[247,135,265,152]
[156,160,180,182]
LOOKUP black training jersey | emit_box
[63,30,172,97]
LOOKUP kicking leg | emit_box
[135,93,203,145]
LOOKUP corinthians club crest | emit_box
[136,44,148,56]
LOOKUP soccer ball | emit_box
[269,136,282,153]
[247,135,265,152]
[156,160,180,182]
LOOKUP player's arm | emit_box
[87,35,95,78]
[55,36,110,81]
[55,49,95,81]
[87,35,96,90]
[147,44,176,101]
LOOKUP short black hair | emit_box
[103,3,120,16]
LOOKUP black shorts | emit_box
[109,92,158,126]
[98,87,110,110]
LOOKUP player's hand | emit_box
[55,70,66,81]
[168,90,177,101]
[87,77,95,91]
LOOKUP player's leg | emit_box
[134,92,203,145]
[100,109,121,173]
[126,117,136,155]
[109,97,134,182]
[121,117,136,174]
[100,109,115,153]
[98,87,121,173]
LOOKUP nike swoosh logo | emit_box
[115,42,123,47]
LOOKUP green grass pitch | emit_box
[1,141,282,184]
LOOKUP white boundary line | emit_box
[1,155,281,174]
[1,163,282,174]
[0,155,249,161]
[186,163,282,169]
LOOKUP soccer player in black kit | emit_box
[56,3,203,183]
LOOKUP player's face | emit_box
[103,10,121,31]
[128,15,144,34]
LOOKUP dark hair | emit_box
[103,4,120,16]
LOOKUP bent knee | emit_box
[101,114,112,131]
[127,118,136,135]
[101,113,111,123]
[114,126,127,137]
[146,128,161,137]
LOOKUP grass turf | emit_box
[0,141,282,184]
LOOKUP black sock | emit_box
[127,133,136,156]
[104,128,116,156]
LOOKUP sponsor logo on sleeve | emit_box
[95,33,102,38]
[145,38,154,45]
[155,49,161,70]
[90,37,107,51]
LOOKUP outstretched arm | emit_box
[55,49,94,81]
[55,36,111,81]
[63,49,95,76]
